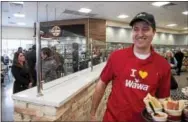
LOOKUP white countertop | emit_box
[12,62,106,107]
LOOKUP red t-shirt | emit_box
[100,45,171,122]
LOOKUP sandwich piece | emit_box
[143,93,162,109]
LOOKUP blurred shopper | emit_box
[1,56,4,64]
[174,49,184,75]
[17,47,23,53]
[90,12,171,122]
[26,45,37,86]
[165,50,178,90]
[11,52,33,94]
[72,43,79,73]
[93,47,102,65]
[51,46,64,78]
[165,50,177,69]
[41,47,57,83]
[3,55,10,65]
[1,57,5,87]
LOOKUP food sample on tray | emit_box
[143,93,163,114]
[163,99,185,111]
[163,100,185,121]
[143,93,162,109]
[166,101,179,110]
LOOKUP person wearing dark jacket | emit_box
[174,50,184,75]
[26,45,37,86]
[41,47,57,82]
[51,46,64,78]
[11,52,33,94]
[72,43,79,73]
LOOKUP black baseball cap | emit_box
[129,12,156,30]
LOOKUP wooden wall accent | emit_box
[88,19,106,41]
[40,18,106,42]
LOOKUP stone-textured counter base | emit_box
[14,81,112,121]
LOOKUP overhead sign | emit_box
[51,26,61,37]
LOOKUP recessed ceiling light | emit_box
[118,14,129,19]
[13,13,25,18]
[166,24,177,27]
[183,27,188,30]
[10,2,24,4]
[78,8,91,13]
[151,2,170,7]
[17,22,26,25]
[182,11,188,15]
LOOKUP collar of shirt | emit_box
[126,44,156,65]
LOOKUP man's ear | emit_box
[153,29,156,36]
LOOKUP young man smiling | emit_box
[90,12,171,122]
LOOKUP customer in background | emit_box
[1,56,5,64]
[174,49,184,76]
[41,47,57,83]
[72,43,79,73]
[11,52,33,94]
[26,45,37,86]
[165,50,178,90]
[93,47,102,65]
[165,50,178,70]
[17,47,23,53]
[1,56,5,87]
[51,46,64,78]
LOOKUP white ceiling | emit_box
[2,1,188,31]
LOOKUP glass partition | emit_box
[40,30,88,81]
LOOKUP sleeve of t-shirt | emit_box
[100,54,114,85]
[157,66,171,98]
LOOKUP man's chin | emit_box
[134,44,146,49]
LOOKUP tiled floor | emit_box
[1,69,188,122]
[174,72,188,89]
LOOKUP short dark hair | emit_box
[32,45,36,50]
[41,47,52,57]
[18,47,23,51]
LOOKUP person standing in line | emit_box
[17,47,23,53]
[90,12,171,122]
[51,46,65,78]
[174,49,184,76]
[165,50,178,90]
[41,47,57,83]
[11,52,33,94]
[26,45,37,86]
[72,43,79,73]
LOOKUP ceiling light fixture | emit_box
[10,2,24,4]
[151,2,170,7]
[78,8,91,13]
[118,14,129,19]
[17,22,26,25]
[166,24,177,27]
[13,13,25,18]
[182,11,188,15]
